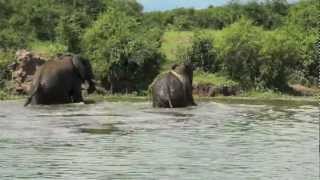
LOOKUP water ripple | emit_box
[0,101,318,180]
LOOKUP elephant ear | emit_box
[71,55,86,81]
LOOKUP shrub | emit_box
[28,41,68,57]
[215,18,306,90]
[55,11,91,53]
[0,50,15,88]
[82,8,163,93]
[215,18,264,89]
[258,29,302,90]
[185,31,218,72]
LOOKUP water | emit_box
[0,100,318,179]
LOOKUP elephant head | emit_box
[71,55,96,94]
[171,61,194,84]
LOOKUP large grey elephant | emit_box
[24,54,96,106]
[151,62,196,108]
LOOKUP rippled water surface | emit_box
[0,100,318,179]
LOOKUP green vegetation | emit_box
[0,0,318,100]
[161,16,317,91]
[28,41,68,57]
[193,71,238,86]
[0,50,14,91]
[160,31,193,63]
[82,8,163,92]
[0,89,23,100]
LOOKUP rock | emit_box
[288,84,319,96]
[9,50,46,94]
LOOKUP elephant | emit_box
[151,62,196,108]
[24,54,96,106]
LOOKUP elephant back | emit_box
[55,54,87,81]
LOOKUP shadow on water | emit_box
[76,123,133,135]
[79,126,120,135]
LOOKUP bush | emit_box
[286,0,317,32]
[55,11,91,53]
[28,41,68,57]
[258,29,302,90]
[179,31,218,72]
[0,50,15,88]
[215,18,264,88]
[215,18,306,90]
[82,8,163,93]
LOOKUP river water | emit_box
[0,100,318,179]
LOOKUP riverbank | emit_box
[89,94,318,106]
[1,89,317,106]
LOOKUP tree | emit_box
[179,32,218,72]
[82,8,163,93]
[55,11,91,53]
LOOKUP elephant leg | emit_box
[167,87,173,108]
[168,99,173,108]
[164,84,174,108]
[67,77,83,103]
[72,89,83,103]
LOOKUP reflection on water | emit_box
[0,100,318,180]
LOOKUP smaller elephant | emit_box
[24,54,96,106]
[151,62,196,108]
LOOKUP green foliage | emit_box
[286,0,318,32]
[0,0,32,49]
[82,9,163,92]
[281,25,318,85]
[193,70,238,86]
[55,11,91,53]
[179,31,218,72]
[0,0,317,95]
[239,89,286,98]
[143,0,290,30]
[82,9,138,78]
[258,29,302,90]
[161,31,193,66]
[215,18,264,88]
[163,7,317,90]
[0,50,15,88]
[28,41,67,57]
[215,17,315,90]
[241,0,289,29]
[110,0,143,17]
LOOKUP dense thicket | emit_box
[143,0,292,30]
[82,8,163,93]
[0,0,317,93]
[167,0,318,89]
